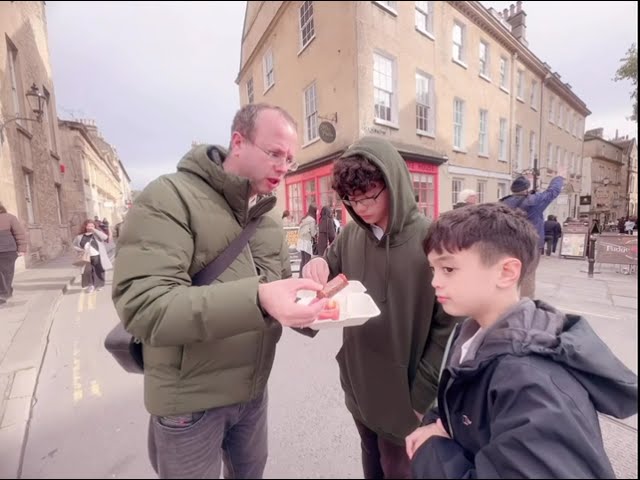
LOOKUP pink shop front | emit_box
[284,155,443,226]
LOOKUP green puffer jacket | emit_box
[112,145,288,416]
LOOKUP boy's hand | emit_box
[405,419,450,460]
[302,257,330,286]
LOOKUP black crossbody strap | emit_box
[192,218,260,286]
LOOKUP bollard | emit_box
[587,234,597,278]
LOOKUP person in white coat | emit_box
[296,205,317,277]
[73,219,113,292]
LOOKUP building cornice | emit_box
[59,120,121,181]
[236,1,290,85]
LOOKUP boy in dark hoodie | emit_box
[303,137,455,478]
[408,203,638,479]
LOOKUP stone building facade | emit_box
[237,1,590,223]
[1,1,67,267]
[58,119,131,236]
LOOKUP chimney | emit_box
[506,2,528,46]
[615,129,619,139]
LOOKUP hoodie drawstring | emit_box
[382,236,390,303]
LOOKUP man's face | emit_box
[427,246,505,319]
[467,195,478,205]
[229,109,298,196]
[347,181,390,228]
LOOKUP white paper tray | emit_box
[297,281,380,330]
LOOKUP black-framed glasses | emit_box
[342,186,386,208]
[248,139,298,172]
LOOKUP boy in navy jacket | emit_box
[407,203,637,479]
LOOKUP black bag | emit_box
[104,218,260,374]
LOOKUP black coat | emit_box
[543,219,562,239]
[411,299,637,479]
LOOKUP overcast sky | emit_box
[46,1,638,189]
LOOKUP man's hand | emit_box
[405,419,450,460]
[258,278,328,328]
[301,257,330,286]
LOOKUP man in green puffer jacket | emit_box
[112,104,327,479]
[303,137,457,479]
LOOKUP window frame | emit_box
[299,1,315,51]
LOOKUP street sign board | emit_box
[560,222,589,258]
[595,234,638,265]
[319,122,336,143]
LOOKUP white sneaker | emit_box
[86,286,95,293]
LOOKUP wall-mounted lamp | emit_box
[0,83,46,143]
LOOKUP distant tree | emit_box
[614,43,637,122]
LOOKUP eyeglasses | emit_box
[248,139,298,172]
[342,186,386,208]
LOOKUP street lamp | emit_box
[0,83,46,143]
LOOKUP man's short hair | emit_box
[458,189,476,203]
[332,154,385,199]
[230,103,297,143]
[423,203,539,284]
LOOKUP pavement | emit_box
[0,251,637,479]
[0,253,81,479]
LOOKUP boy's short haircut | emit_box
[423,203,539,284]
[332,154,385,199]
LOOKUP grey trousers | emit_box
[148,391,268,479]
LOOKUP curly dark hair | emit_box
[423,203,539,285]
[331,155,385,199]
[79,219,96,235]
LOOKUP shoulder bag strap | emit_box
[192,217,260,286]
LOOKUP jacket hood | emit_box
[176,144,276,225]
[453,299,637,419]
[340,137,419,246]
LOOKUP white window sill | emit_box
[417,129,435,139]
[452,147,467,154]
[415,27,435,41]
[479,73,491,83]
[498,157,508,163]
[531,105,538,112]
[516,96,525,104]
[374,2,398,16]
[263,83,275,95]
[374,118,399,130]
[452,58,468,70]
[298,36,315,56]
[478,153,489,159]
[499,86,510,95]
[549,119,555,125]
[302,137,321,149]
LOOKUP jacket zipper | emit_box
[439,324,461,440]
[442,374,455,440]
